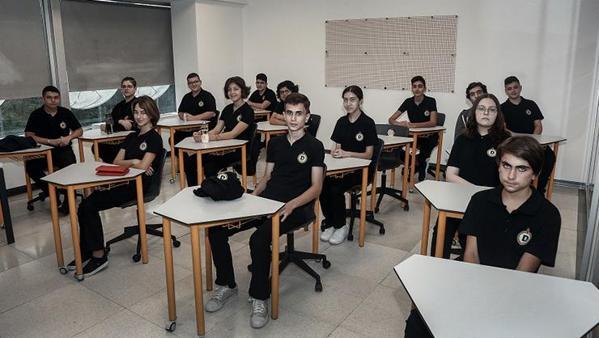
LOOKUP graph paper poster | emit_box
[325,15,458,93]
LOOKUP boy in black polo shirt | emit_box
[388,76,439,181]
[24,86,83,210]
[500,76,556,194]
[204,93,324,329]
[454,82,487,140]
[247,73,277,112]
[174,73,218,144]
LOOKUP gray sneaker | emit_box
[205,286,238,313]
[249,297,269,328]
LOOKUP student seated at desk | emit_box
[501,76,555,194]
[97,76,137,163]
[431,93,510,258]
[174,73,218,145]
[25,85,83,212]
[269,80,299,125]
[205,93,324,329]
[183,76,255,186]
[454,81,487,140]
[404,136,561,338]
[320,85,377,245]
[73,96,163,277]
[247,73,277,112]
[388,75,438,182]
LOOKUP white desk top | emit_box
[156,116,209,128]
[254,109,271,115]
[395,255,599,338]
[154,187,284,226]
[378,135,413,147]
[511,133,567,145]
[175,137,247,151]
[324,154,371,173]
[0,144,53,156]
[415,180,491,213]
[42,161,144,186]
[80,129,133,141]
[256,121,288,132]
[409,126,446,133]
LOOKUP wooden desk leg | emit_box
[359,167,368,247]
[178,149,186,189]
[420,200,431,255]
[48,185,64,270]
[435,131,444,181]
[169,128,177,183]
[390,168,396,188]
[24,167,33,203]
[435,211,447,258]
[190,226,205,336]
[205,228,213,291]
[546,143,560,200]
[241,145,248,190]
[312,201,320,254]
[135,177,149,264]
[370,168,377,212]
[265,133,271,148]
[67,187,84,280]
[46,150,54,174]
[93,141,100,161]
[271,212,280,320]
[410,136,418,190]
[402,144,410,201]
[196,153,204,186]
[78,140,85,162]
[162,218,177,325]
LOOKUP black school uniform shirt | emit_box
[111,99,135,132]
[178,90,218,129]
[447,133,508,187]
[500,97,543,134]
[261,133,325,203]
[398,95,437,123]
[219,102,255,141]
[330,111,377,153]
[249,88,277,111]
[273,100,284,114]
[119,129,163,187]
[459,187,561,269]
[25,106,82,145]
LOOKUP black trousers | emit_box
[77,183,137,256]
[171,130,193,147]
[404,309,434,338]
[25,147,76,195]
[415,135,438,180]
[209,210,307,300]
[184,152,240,186]
[319,173,361,229]
[430,218,466,258]
[536,147,556,195]
[94,143,120,164]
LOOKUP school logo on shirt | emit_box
[198,101,204,107]
[236,114,242,122]
[486,148,497,158]
[386,129,395,136]
[516,228,532,246]
[355,132,364,142]
[139,141,147,151]
[217,173,228,181]
[297,152,308,164]
[424,110,430,117]
[525,109,532,116]
[262,95,265,101]
[59,121,67,129]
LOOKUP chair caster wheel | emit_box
[347,234,354,241]
[173,240,181,248]
[379,227,386,235]
[132,254,141,262]
[169,178,175,184]
[27,204,34,211]
[59,267,68,275]
[247,264,253,272]
[322,260,331,269]
[75,274,84,282]
[374,207,380,213]
[105,247,111,254]
[315,281,323,292]
[165,321,176,332]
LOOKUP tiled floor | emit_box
[0,160,578,337]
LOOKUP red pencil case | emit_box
[95,165,130,176]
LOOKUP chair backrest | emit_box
[368,138,384,183]
[142,148,167,202]
[375,124,409,137]
[307,114,321,137]
[247,122,260,169]
[436,112,446,127]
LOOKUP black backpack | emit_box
[0,135,38,152]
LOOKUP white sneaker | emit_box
[320,227,335,241]
[329,225,349,245]
[249,297,269,328]
[205,285,238,312]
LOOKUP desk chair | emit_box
[105,149,180,262]
[346,138,385,240]
[374,124,410,212]
[232,123,259,187]
[306,114,321,137]
[426,112,447,179]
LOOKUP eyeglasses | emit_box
[476,105,498,114]
[468,89,483,98]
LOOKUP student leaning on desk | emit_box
[269,80,299,125]
[72,95,163,278]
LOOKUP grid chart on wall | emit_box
[325,15,458,93]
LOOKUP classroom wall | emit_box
[241,0,599,183]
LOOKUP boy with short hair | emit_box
[247,73,277,112]
[454,81,487,140]
[175,73,218,144]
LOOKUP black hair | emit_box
[497,136,544,175]
[284,93,310,113]
[465,82,487,98]
[224,76,251,99]
[276,80,299,98]
[464,93,510,143]
[256,73,267,82]
[42,85,60,96]
[187,73,200,81]
[121,76,137,87]
[342,85,363,100]
[504,76,520,86]
[411,75,426,87]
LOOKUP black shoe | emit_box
[67,254,91,271]
[58,201,70,215]
[82,256,108,278]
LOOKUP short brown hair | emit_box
[131,95,160,126]
[284,93,310,113]
[224,76,250,99]
[496,136,544,175]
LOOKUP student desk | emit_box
[376,135,413,210]
[156,116,209,183]
[175,137,248,189]
[77,129,133,162]
[0,145,54,213]
[42,162,146,280]
[415,180,491,257]
[324,154,371,247]
[153,188,284,336]
[408,126,446,190]
[394,254,599,338]
[518,134,566,201]
[254,109,271,120]
[256,121,288,146]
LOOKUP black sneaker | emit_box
[82,256,108,278]
[58,201,70,215]
[67,254,91,271]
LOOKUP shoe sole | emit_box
[82,260,108,278]
[205,290,238,313]
[67,259,91,271]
